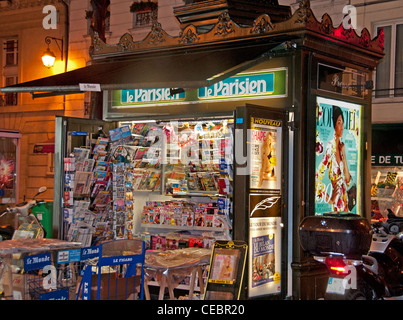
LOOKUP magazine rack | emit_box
[76,239,145,300]
[204,240,248,300]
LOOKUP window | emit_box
[131,1,158,28]
[2,76,18,106]
[3,39,18,66]
[396,24,403,96]
[86,4,110,35]
[374,21,403,98]
[0,131,21,209]
[1,38,18,106]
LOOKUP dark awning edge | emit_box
[1,41,296,98]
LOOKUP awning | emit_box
[0,41,294,98]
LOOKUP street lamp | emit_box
[41,36,63,68]
[41,47,56,68]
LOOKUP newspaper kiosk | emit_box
[1,0,384,299]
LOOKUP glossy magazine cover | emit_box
[315,97,362,215]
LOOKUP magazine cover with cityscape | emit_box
[249,216,282,297]
[252,233,275,287]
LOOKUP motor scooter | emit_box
[313,254,381,300]
[299,212,403,300]
[360,219,403,299]
[378,209,403,235]
[298,213,378,300]
[0,186,48,241]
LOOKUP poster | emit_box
[209,248,241,284]
[249,117,282,191]
[204,241,248,300]
[248,216,282,297]
[315,96,362,215]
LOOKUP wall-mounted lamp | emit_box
[41,36,63,68]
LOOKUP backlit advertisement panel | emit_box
[314,97,362,215]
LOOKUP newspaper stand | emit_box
[24,248,82,300]
[76,239,145,300]
[0,239,82,300]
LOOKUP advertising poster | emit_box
[249,117,282,191]
[315,96,362,215]
[209,248,241,284]
[248,216,282,297]
[204,241,248,300]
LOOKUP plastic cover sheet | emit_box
[144,247,211,289]
[0,238,82,256]
[101,239,143,257]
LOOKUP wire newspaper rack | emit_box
[76,239,145,300]
[23,249,82,300]
[0,239,145,300]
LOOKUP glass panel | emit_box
[132,5,157,28]
[371,167,403,218]
[0,134,19,210]
[376,26,391,98]
[4,77,17,106]
[395,24,403,97]
[135,11,153,26]
[4,40,17,66]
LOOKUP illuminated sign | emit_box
[111,68,287,108]
[120,88,185,105]
[371,154,403,166]
[314,97,362,215]
[198,68,287,100]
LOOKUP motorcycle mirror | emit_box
[34,186,47,198]
[38,186,47,194]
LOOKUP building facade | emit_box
[0,0,384,300]
[0,0,70,207]
[0,0,194,207]
[283,0,403,124]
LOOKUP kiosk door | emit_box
[54,116,118,239]
[233,105,289,299]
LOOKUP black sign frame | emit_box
[204,240,248,300]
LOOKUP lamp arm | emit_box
[44,36,63,61]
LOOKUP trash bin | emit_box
[31,201,53,238]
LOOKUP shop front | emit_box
[371,124,403,221]
[54,57,292,299]
[1,0,383,300]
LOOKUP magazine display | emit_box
[249,117,282,191]
[62,120,233,250]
